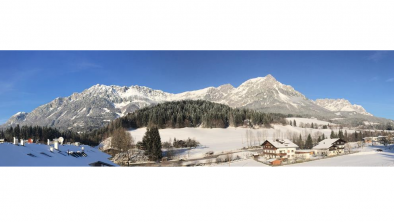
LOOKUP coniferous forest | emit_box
[100,100,288,134]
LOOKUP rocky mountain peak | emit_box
[315,98,373,116]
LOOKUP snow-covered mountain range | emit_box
[2,74,389,131]
[315,99,373,116]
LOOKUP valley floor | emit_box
[211,145,394,167]
[128,127,394,167]
[128,125,352,160]
[286,145,394,167]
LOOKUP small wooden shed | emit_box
[268,159,282,166]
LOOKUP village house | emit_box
[0,139,5,144]
[262,139,299,163]
[102,147,120,156]
[295,149,315,160]
[312,138,346,156]
[362,137,373,143]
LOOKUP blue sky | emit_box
[0,51,393,123]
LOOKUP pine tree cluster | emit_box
[106,100,286,131]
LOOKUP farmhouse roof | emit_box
[264,139,299,149]
[313,138,341,150]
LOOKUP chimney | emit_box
[59,137,64,145]
[54,140,59,150]
[13,137,18,145]
[47,139,50,146]
[21,139,25,146]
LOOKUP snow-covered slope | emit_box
[3,74,387,131]
[315,99,373,116]
[0,143,116,166]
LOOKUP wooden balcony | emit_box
[263,152,287,156]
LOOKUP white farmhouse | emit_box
[262,139,299,162]
[295,149,315,160]
[312,138,346,156]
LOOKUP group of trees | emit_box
[110,127,134,153]
[0,125,99,146]
[104,100,287,131]
[293,134,316,149]
[162,138,200,149]
[107,127,163,162]
[288,119,331,130]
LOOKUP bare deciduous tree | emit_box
[111,128,135,165]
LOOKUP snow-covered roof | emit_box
[0,143,117,166]
[313,139,341,150]
[264,139,298,149]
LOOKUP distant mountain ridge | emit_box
[2,74,391,131]
[315,99,373,116]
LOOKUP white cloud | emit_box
[0,82,14,95]
[368,51,388,62]
[386,78,394,82]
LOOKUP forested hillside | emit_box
[104,100,287,130]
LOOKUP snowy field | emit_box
[129,127,250,159]
[286,117,335,126]
[212,158,269,167]
[213,145,394,167]
[287,145,394,167]
[0,143,116,166]
[128,125,354,159]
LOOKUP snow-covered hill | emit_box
[315,99,373,116]
[2,74,387,131]
[0,143,116,166]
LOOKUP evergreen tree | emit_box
[305,134,313,149]
[142,127,162,161]
[293,120,297,127]
[298,134,303,149]
[338,130,344,139]
[14,124,20,138]
[330,130,335,139]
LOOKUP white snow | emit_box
[129,127,251,159]
[127,125,351,159]
[114,101,130,109]
[213,158,269,167]
[315,99,373,116]
[286,118,335,126]
[0,143,116,166]
[288,145,394,167]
